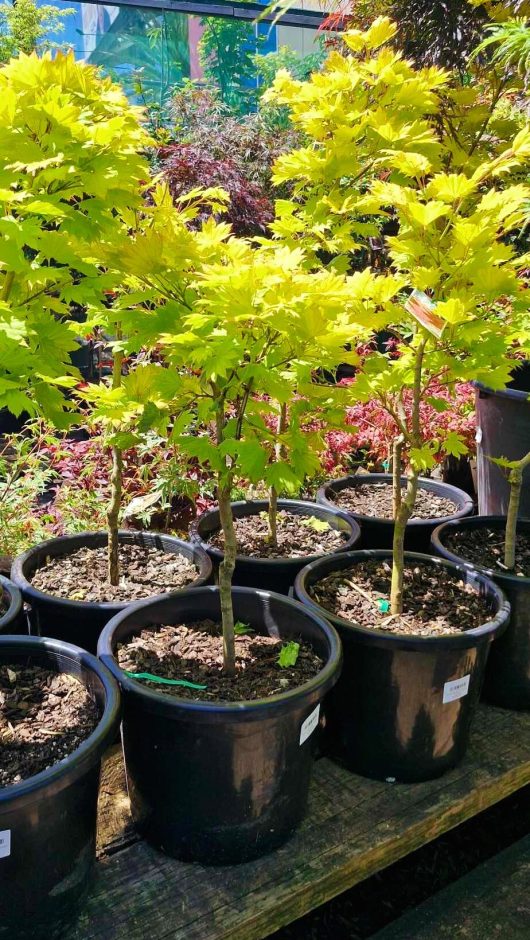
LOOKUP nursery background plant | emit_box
[0,51,151,425]
[267,17,530,612]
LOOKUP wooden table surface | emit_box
[70,705,530,940]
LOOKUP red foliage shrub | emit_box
[156,143,274,237]
[322,380,476,476]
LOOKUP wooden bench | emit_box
[70,705,530,940]
[373,833,530,939]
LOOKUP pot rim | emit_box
[190,498,361,567]
[474,376,530,404]
[316,474,474,529]
[432,515,530,586]
[97,585,342,718]
[0,575,22,630]
[0,635,120,805]
[11,530,212,612]
[294,549,510,651]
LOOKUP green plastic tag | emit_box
[377,598,390,613]
[125,671,207,690]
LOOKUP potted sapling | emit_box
[193,387,361,594]
[97,229,345,863]
[1,53,209,652]
[285,21,530,780]
[433,447,530,709]
[12,336,212,654]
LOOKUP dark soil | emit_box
[117,620,324,702]
[332,482,458,520]
[444,527,530,578]
[309,560,492,636]
[208,510,347,559]
[0,590,7,618]
[0,663,99,787]
[30,542,199,603]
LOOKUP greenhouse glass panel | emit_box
[41,0,327,112]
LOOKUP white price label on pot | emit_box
[300,704,320,745]
[0,831,11,859]
[443,675,470,704]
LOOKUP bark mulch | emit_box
[0,663,99,787]
[333,482,458,520]
[309,560,492,637]
[208,510,347,559]
[30,542,199,603]
[444,527,530,578]
[118,620,324,702]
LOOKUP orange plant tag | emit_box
[405,290,446,338]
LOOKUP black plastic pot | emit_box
[432,516,530,710]
[0,635,120,940]
[11,531,212,655]
[316,473,474,552]
[0,408,27,434]
[191,499,361,595]
[0,575,25,634]
[98,586,342,864]
[294,550,509,783]
[475,363,530,516]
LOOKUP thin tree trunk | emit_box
[505,468,521,570]
[107,446,123,586]
[392,436,404,519]
[504,451,530,569]
[1,272,14,302]
[268,486,278,545]
[390,337,426,616]
[107,327,124,587]
[268,402,287,548]
[215,404,237,676]
[390,469,419,615]
[217,479,237,676]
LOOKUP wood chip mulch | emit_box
[118,620,324,702]
[0,663,99,787]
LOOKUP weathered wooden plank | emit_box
[372,834,530,939]
[72,705,530,940]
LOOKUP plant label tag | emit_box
[443,675,470,704]
[405,290,446,338]
[0,831,11,859]
[300,704,320,745]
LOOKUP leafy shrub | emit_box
[170,83,301,192]
[321,0,488,72]
[321,381,476,475]
[0,51,151,425]
[198,16,263,114]
[267,17,530,614]
[156,143,274,236]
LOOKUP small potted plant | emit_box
[273,19,527,779]
[192,390,360,594]
[316,380,474,551]
[97,214,345,863]
[11,350,213,654]
[3,56,211,652]
[0,634,120,939]
[433,447,530,709]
